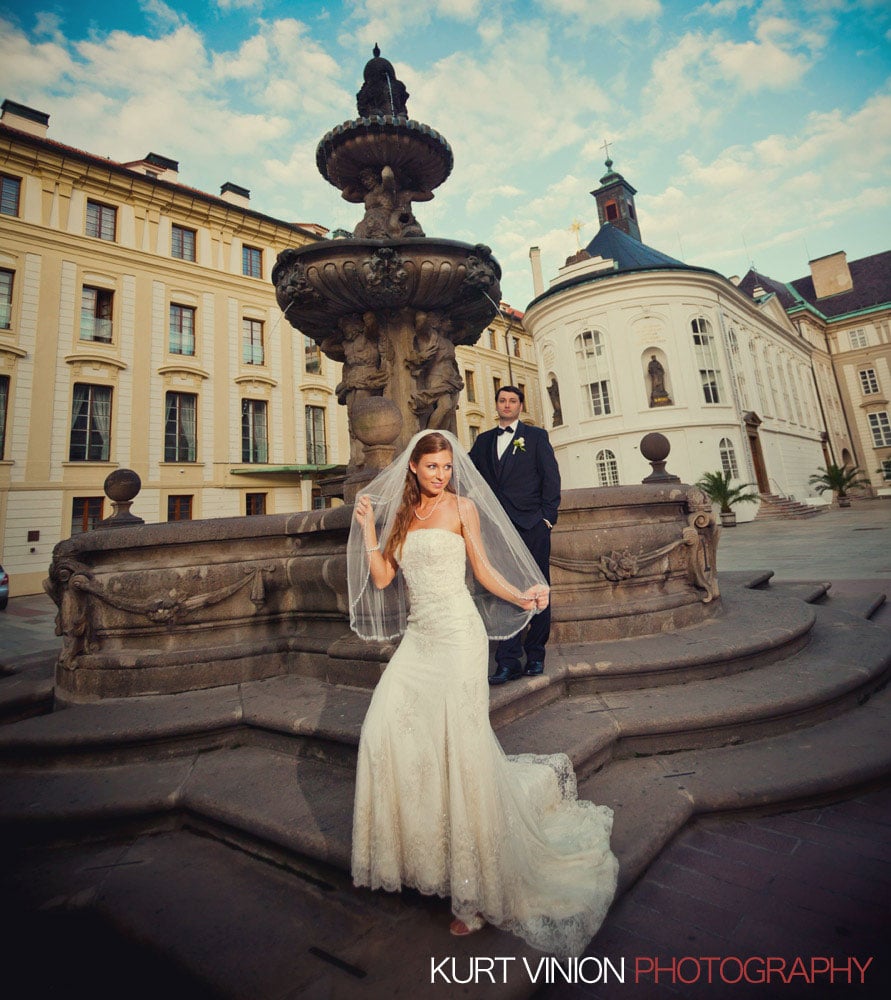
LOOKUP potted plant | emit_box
[808,463,870,508]
[695,470,759,527]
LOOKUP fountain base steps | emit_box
[1,572,889,997]
[755,493,825,520]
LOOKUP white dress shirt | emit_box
[496,421,519,460]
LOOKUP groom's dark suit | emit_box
[469,421,561,672]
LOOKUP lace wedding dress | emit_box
[351,528,619,957]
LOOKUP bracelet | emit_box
[366,545,380,553]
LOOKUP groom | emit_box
[470,385,561,684]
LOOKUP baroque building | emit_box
[523,158,844,516]
[0,100,537,597]
[737,251,891,491]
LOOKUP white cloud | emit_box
[138,0,184,31]
[216,0,264,10]
[537,0,661,27]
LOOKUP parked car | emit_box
[0,563,8,610]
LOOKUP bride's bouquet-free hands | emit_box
[521,584,549,613]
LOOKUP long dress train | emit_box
[351,528,618,957]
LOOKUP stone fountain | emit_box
[273,46,502,499]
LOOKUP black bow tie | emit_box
[497,426,514,436]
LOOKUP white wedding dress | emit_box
[351,528,619,957]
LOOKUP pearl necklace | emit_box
[414,490,444,521]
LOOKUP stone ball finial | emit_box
[104,469,141,503]
[101,469,145,527]
[640,432,680,484]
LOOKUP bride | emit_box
[348,429,618,956]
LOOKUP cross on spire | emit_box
[600,138,613,165]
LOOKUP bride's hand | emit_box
[355,495,372,527]
[521,585,550,611]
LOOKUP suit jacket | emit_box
[469,421,561,531]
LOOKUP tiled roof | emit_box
[789,251,891,317]
[584,223,689,272]
[736,270,800,309]
[737,251,891,319]
[0,121,322,239]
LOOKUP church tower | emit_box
[590,151,641,242]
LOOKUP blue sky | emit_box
[1,0,889,307]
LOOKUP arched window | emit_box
[574,330,613,417]
[595,448,619,486]
[719,438,739,478]
[691,317,724,404]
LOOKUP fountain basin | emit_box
[273,237,500,346]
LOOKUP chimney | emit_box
[809,251,853,299]
[1,99,49,138]
[221,182,250,208]
[529,246,544,298]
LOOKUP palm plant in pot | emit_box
[808,463,870,508]
[695,470,760,527]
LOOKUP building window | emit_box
[167,495,193,521]
[604,200,619,221]
[692,317,723,404]
[246,493,266,516]
[488,328,497,350]
[511,336,521,358]
[243,245,263,278]
[80,287,113,343]
[305,404,327,464]
[859,369,879,395]
[595,449,619,486]
[0,269,12,329]
[464,370,476,403]
[469,424,480,444]
[719,437,740,478]
[311,487,328,510]
[0,374,8,458]
[71,497,104,534]
[517,383,528,411]
[493,376,502,398]
[868,411,891,448]
[69,384,112,461]
[0,174,21,217]
[164,391,197,461]
[848,328,869,349]
[575,330,613,416]
[169,304,196,356]
[171,224,196,261]
[304,335,321,374]
[85,200,116,241]
[242,319,264,365]
[881,458,891,481]
[241,399,268,463]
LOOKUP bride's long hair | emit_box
[383,431,456,562]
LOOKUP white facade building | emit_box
[524,161,840,522]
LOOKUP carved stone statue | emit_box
[335,312,389,469]
[343,164,431,240]
[648,354,672,407]
[356,44,409,117]
[547,377,563,426]
[407,310,464,433]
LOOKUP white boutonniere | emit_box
[512,436,526,454]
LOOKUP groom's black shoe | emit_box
[489,664,523,685]
[524,661,544,676]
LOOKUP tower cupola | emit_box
[590,148,641,242]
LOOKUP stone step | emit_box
[500,604,891,772]
[580,677,891,891]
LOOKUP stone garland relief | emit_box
[45,558,278,670]
[549,488,719,602]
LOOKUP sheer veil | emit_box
[347,428,547,641]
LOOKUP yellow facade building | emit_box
[0,100,539,597]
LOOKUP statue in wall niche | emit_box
[648,354,673,407]
[335,312,389,468]
[408,310,464,433]
[547,377,563,426]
